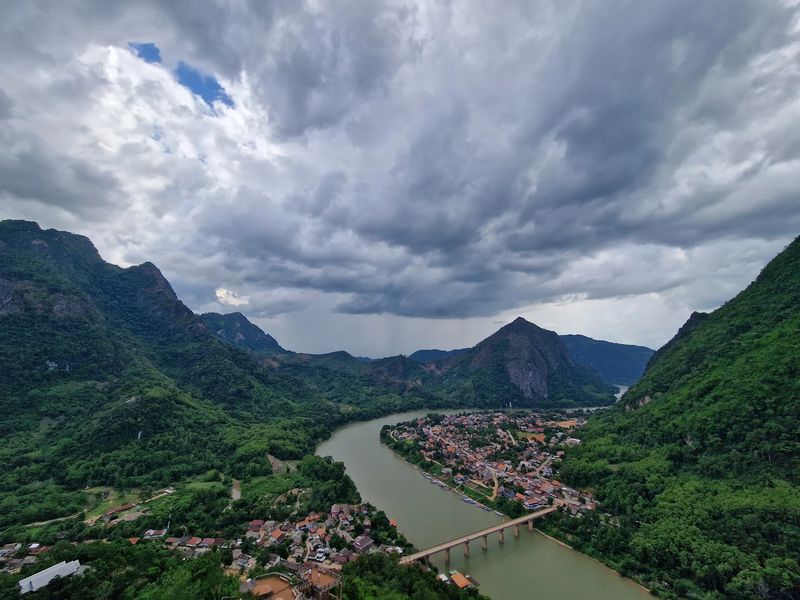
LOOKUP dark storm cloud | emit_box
[0,89,12,120]
[0,130,122,218]
[1,0,799,328]
[152,0,411,137]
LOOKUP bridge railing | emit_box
[400,504,560,564]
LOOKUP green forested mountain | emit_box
[200,311,287,354]
[559,334,653,385]
[552,237,800,599]
[1,220,611,537]
[411,335,654,387]
[214,312,614,408]
[0,220,427,535]
[429,317,616,408]
[0,220,558,598]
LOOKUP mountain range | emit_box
[2,218,798,598]
[200,306,653,402]
[203,313,622,408]
[0,219,645,533]
[0,220,432,532]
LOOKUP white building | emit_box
[18,560,81,594]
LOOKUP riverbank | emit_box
[380,427,521,519]
[380,411,654,595]
[317,410,652,600]
[532,528,651,594]
[380,425,651,595]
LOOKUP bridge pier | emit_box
[444,548,450,564]
[398,505,558,565]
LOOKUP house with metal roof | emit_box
[18,560,81,594]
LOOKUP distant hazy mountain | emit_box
[278,317,617,408]
[559,334,654,385]
[431,317,616,408]
[200,311,286,354]
[408,348,469,363]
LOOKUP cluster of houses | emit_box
[0,542,49,575]
[390,412,597,516]
[4,500,404,598]
[232,502,402,570]
[159,502,403,598]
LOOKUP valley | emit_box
[1,220,798,600]
[318,410,650,600]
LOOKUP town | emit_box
[3,411,599,597]
[2,500,415,598]
[382,411,598,518]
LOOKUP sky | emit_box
[1,1,799,357]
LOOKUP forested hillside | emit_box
[550,237,800,599]
[0,222,502,600]
[0,220,428,535]
[0,219,615,539]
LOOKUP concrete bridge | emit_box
[400,504,559,565]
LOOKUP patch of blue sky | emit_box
[128,42,161,63]
[174,61,233,108]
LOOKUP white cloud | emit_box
[0,1,798,355]
[215,288,249,306]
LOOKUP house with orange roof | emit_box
[240,574,298,599]
[450,572,471,589]
[270,529,286,544]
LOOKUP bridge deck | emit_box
[400,504,558,564]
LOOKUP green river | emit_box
[317,410,650,600]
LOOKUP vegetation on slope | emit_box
[0,220,495,600]
[0,221,429,535]
[408,348,469,363]
[551,237,800,599]
[342,553,487,600]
